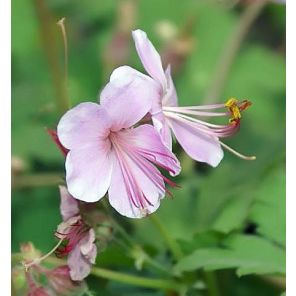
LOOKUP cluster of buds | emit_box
[17,187,115,295]
[13,242,87,296]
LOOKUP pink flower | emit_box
[57,73,181,218]
[118,29,254,167]
[20,189,94,286]
[46,265,87,295]
[23,260,87,295]
[25,272,51,296]
[55,186,97,281]
[25,271,51,296]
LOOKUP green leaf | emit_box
[174,234,285,276]
[212,195,252,233]
[249,167,286,246]
[178,231,224,254]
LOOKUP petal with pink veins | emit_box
[80,229,97,264]
[108,151,163,219]
[68,246,91,281]
[55,215,81,240]
[131,124,180,176]
[168,118,224,167]
[132,29,167,89]
[68,229,97,281]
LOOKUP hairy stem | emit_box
[149,214,183,261]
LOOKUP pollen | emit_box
[225,98,241,123]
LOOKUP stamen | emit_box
[163,106,229,117]
[164,103,226,110]
[225,98,252,124]
[23,238,64,271]
[239,100,252,111]
[164,111,225,128]
[219,141,256,161]
[225,98,241,122]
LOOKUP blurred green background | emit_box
[12,0,285,295]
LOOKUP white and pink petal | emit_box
[132,29,167,89]
[108,153,163,219]
[130,124,180,176]
[59,186,79,221]
[65,145,113,203]
[57,102,112,150]
[168,118,224,167]
[100,67,160,130]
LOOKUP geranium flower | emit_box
[24,265,86,296]
[113,29,254,167]
[20,241,87,295]
[23,187,97,282]
[57,73,181,218]
[55,186,97,281]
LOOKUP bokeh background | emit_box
[12,0,285,295]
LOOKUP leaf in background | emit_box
[249,167,286,246]
[133,179,201,249]
[178,230,224,254]
[211,193,253,234]
[174,234,285,276]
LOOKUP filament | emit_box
[23,238,64,271]
[219,141,256,161]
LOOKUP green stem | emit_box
[111,221,173,275]
[12,253,182,291]
[204,0,268,103]
[143,253,173,276]
[12,173,63,189]
[204,271,220,296]
[34,0,70,114]
[101,201,173,275]
[149,214,183,261]
[91,266,182,291]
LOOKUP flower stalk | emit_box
[90,266,183,291]
[149,214,183,261]
[13,253,183,291]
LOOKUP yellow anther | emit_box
[225,98,238,108]
[225,97,241,122]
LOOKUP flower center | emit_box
[55,218,89,257]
